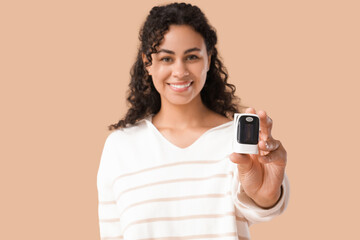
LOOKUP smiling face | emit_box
[144,24,211,107]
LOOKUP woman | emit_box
[97,2,289,239]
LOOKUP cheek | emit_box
[151,66,171,86]
[201,67,208,78]
[195,63,208,81]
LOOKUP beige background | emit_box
[1,0,359,239]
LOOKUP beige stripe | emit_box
[99,218,120,223]
[112,159,225,186]
[235,215,247,222]
[123,212,235,233]
[116,172,234,201]
[101,237,123,240]
[139,232,237,240]
[119,191,232,216]
[99,211,245,225]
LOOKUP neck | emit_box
[152,95,212,129]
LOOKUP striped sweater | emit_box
[97,115,289,240]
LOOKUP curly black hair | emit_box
[108,2,242,130]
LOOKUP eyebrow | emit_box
[157,47,201,54]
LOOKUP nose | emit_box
[172,60,189,79]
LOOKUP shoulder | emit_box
[100,118,152,166]
[104,118,151,145]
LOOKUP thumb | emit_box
[230,152,254,175]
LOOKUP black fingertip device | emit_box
[233,113,260,154]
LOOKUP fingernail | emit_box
[265,142,269,149]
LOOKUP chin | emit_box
[166,96,201,106]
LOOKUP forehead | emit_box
[158,25,206,51]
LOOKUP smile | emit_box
[168,82,192,89]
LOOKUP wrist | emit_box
[252,186,283,209]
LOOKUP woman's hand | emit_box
[230,108,287,209]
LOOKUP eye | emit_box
[160,57,172,63]
[186,55,199,61]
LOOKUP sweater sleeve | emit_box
[97,132,123,239]
[231,166,290,225]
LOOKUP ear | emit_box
[142,53,151,75]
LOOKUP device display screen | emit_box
[237,115,259,144]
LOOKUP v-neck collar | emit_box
[144,114,233,151]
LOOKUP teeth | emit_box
[169,82,192,89]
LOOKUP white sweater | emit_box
[97,115,289,240]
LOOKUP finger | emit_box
[258,142,287,165]
[245,107,256,114]
[258,137,281,154]
[258,110,272,141]
[230,152,254,175]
